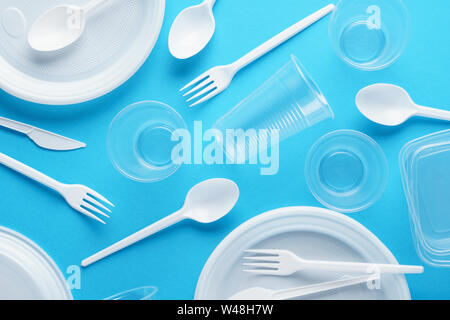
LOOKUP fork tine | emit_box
[77,207,106,224]
[180,72,210,92]
[81,201,110,218]
[84,194,112,213]
[243,262,279,269]
[243,255,279,262]
[86,188,114,207]
[243,269,280,275]
[182,79,212,97]
[186,83,217,102]
[189,88,221,107]
[244,249,281,255]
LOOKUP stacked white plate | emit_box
[0,0,165,105]
[0,227,72,299]
[196,207,411,300]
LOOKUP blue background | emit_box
[0,0,449,300]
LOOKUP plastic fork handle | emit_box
[305,260,424,274]
[82,210,186,267]
[415,105,450,122]
[82,0,108,15]
[0,117,33,135]
[230,4,335,72]
[0,152,63,191]
[273,275,375,300]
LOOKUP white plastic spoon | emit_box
[168,0,216,59]
[82,178,239,267]
[28,0,108,52]
[356,83,450,126]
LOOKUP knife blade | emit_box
[0,116,86,151]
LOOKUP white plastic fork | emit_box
[243,249,424,276]
[0,152,113,224]
[180,4,335,107]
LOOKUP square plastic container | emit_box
[400,130,450,266]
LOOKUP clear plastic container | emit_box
[107,101,187,183]
[213,55,334,161]
[400,130,450,266]
[305,130,388,213]
[329,0,410,71]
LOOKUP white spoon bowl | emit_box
[28,0,107,52]
[168,0,216,59]
[356,83,450,126]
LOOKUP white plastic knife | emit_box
[0,116,86,151]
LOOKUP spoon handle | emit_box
[416,105,450,122]
[83,0,108,15]
[82,210,185,267]
[231,4,335,71]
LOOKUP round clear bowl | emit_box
[305,130,388,213]
[329,0,410,71]
[107,101,187,183]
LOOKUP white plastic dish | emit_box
[0,226,72,300]
[195,207,410,300]
[0,0,165,105]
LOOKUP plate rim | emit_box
[0,226,73,300]
[195,206,411,300]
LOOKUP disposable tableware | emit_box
[0,152,113,224]
[169,0,217,59]
[228,275,377,300]
[400,130,450,266]
[29,0,109,52]
[195,207,411,300]
[356,84,450,126]
[104,286,158,300]
[0,116,85,151]
[243,249,424,275]
[305,130,388,213]
[213,55,333,162]
[181,4,335,106]
[82,178,239,267]
[107,101,187,183]
[329,0,410,70]
[0,0,165,105]
[0,227,72,300]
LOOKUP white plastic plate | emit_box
[0,0,165,105]
[195,207,411,300]
[0,227,72,300]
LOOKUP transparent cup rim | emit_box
[328,0,411,71]
[289,55,334,120]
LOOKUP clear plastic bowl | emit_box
[213,55,334,161]
[305,130,388,213]
[107,101,187,183]
[329,0,410,71]
[400,130,450,267]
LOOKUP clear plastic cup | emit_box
[213,55,334,161]
[107,101,187,183]
[329,0,410,71]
